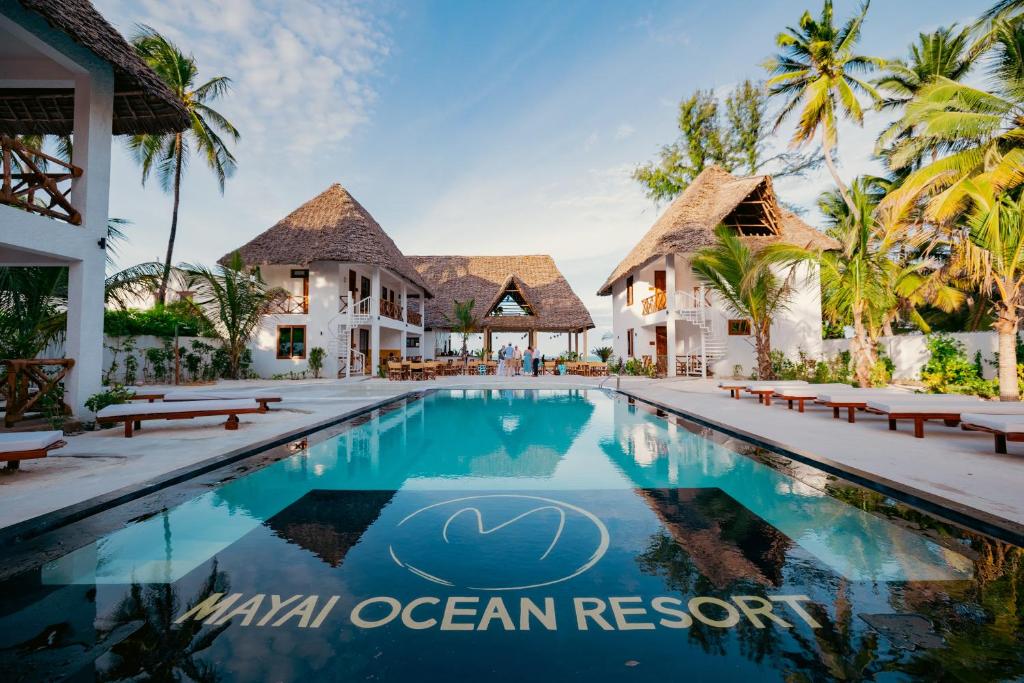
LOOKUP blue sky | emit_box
[94,0,983,342]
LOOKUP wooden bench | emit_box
[96,399,267,438]
[162,390,281,411]
[0,431,66,470]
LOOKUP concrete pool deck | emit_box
[1,376,1022,542]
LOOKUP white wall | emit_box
[823,332,1005,381]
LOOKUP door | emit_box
[653,270,667,311]
[359,328,371,374]
[655,326,668,375]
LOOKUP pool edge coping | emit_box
[613,387,1024,548]
[0,391,423,547]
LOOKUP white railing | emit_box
[675,287,729,373]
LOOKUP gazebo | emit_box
[408,255,595,356]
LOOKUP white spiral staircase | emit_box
[675,287,728,372]
[330,294,372,377]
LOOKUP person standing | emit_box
[513,346,521,376]
[523,346,532,377]
[497,343,506,377]
[533,352,541,377]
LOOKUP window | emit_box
[626,328,634,357]
[349,269,357,295]
[728,319,752,336]
[361,276,371,301]
[277,325,307,358]
[406,336,420,348]
[626,276,634,306]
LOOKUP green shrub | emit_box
[309,347,326,378]
[85,384,135,414]
[104,305,215,338]
[921,333,994,397]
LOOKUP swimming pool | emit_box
[0,389,1021,681]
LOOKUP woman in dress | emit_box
[523,347,532,376]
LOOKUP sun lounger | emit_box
[813,388,907,422]
[96,399,267,438]
[745,381,837,406]
[718,379,807,399]
[161,390,282,410]
[960,413,1024,454]
[0,431,65,470]
[769,384,855,412]
[862,397,1016,438]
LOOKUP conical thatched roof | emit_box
[2,0,189,135]
[408,255,594,332]
[597,166,840,295]
[225,184,431,295]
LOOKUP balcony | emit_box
[407,309,422,326]
[268,294,308,314]
[380,299,403,321]
[641,290,667,315]
[1,136,83,224]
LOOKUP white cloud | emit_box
[96,0,389,155]
[614,123,636,140]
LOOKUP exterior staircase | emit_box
[675,288,728,375]
[331,295,372,378]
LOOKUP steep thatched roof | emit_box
[226,183,431,295]
[597,165,840,295]
[1,0,190,135]
[409,255,594,332]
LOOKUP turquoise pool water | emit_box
[1,389,1021,681]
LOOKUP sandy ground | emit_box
[1,374,1022,534]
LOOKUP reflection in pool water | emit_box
[0,389,1021,681]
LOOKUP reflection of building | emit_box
[638,488,791,589]
[264,490,396,568]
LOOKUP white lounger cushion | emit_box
[97,399,260,418]
[960,413,1024,432]
[162,390,280,402]
[767,383,851,395]
[864,398,1002,414]
[815,389,905,402]
[722,380,808,389]
[0,431,64,452]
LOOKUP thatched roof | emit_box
[409,255,595,332]
[1,0,189,135]
[597,165,840,295]
[226,183,432,295]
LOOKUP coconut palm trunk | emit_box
[821,139,861,225]
[754,320,773,379]
[995,307,1020,401]
[850,302,874,387]
[157,134,183,305]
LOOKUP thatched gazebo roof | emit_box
[1,0,190,135]
[597,165,840,295]
[225,183,432,295]
[408,255,594,332]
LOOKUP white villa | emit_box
[228,184,432,379]
[230,185,597,378]
[0,0,188,414]
[598,166,840,378]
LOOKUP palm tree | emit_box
[181,252,283,379]
[764,0,882,223]
[129,27,240,305]
[874,25,976,158]
[444,299,479,358]
[766,178,962,386]
[949,181,1024,400]
[691,226,795,379]
[884,21,1024,223]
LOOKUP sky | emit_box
[93,0,985,348]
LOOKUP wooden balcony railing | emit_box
[380,299,402,321]
[268,294,308,314]
[641,291,667,315]
[1,136,82,225]
[407,310,422,326]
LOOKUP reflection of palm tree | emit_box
[96,561,230,682]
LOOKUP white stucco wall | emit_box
[822,331,1008,381]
